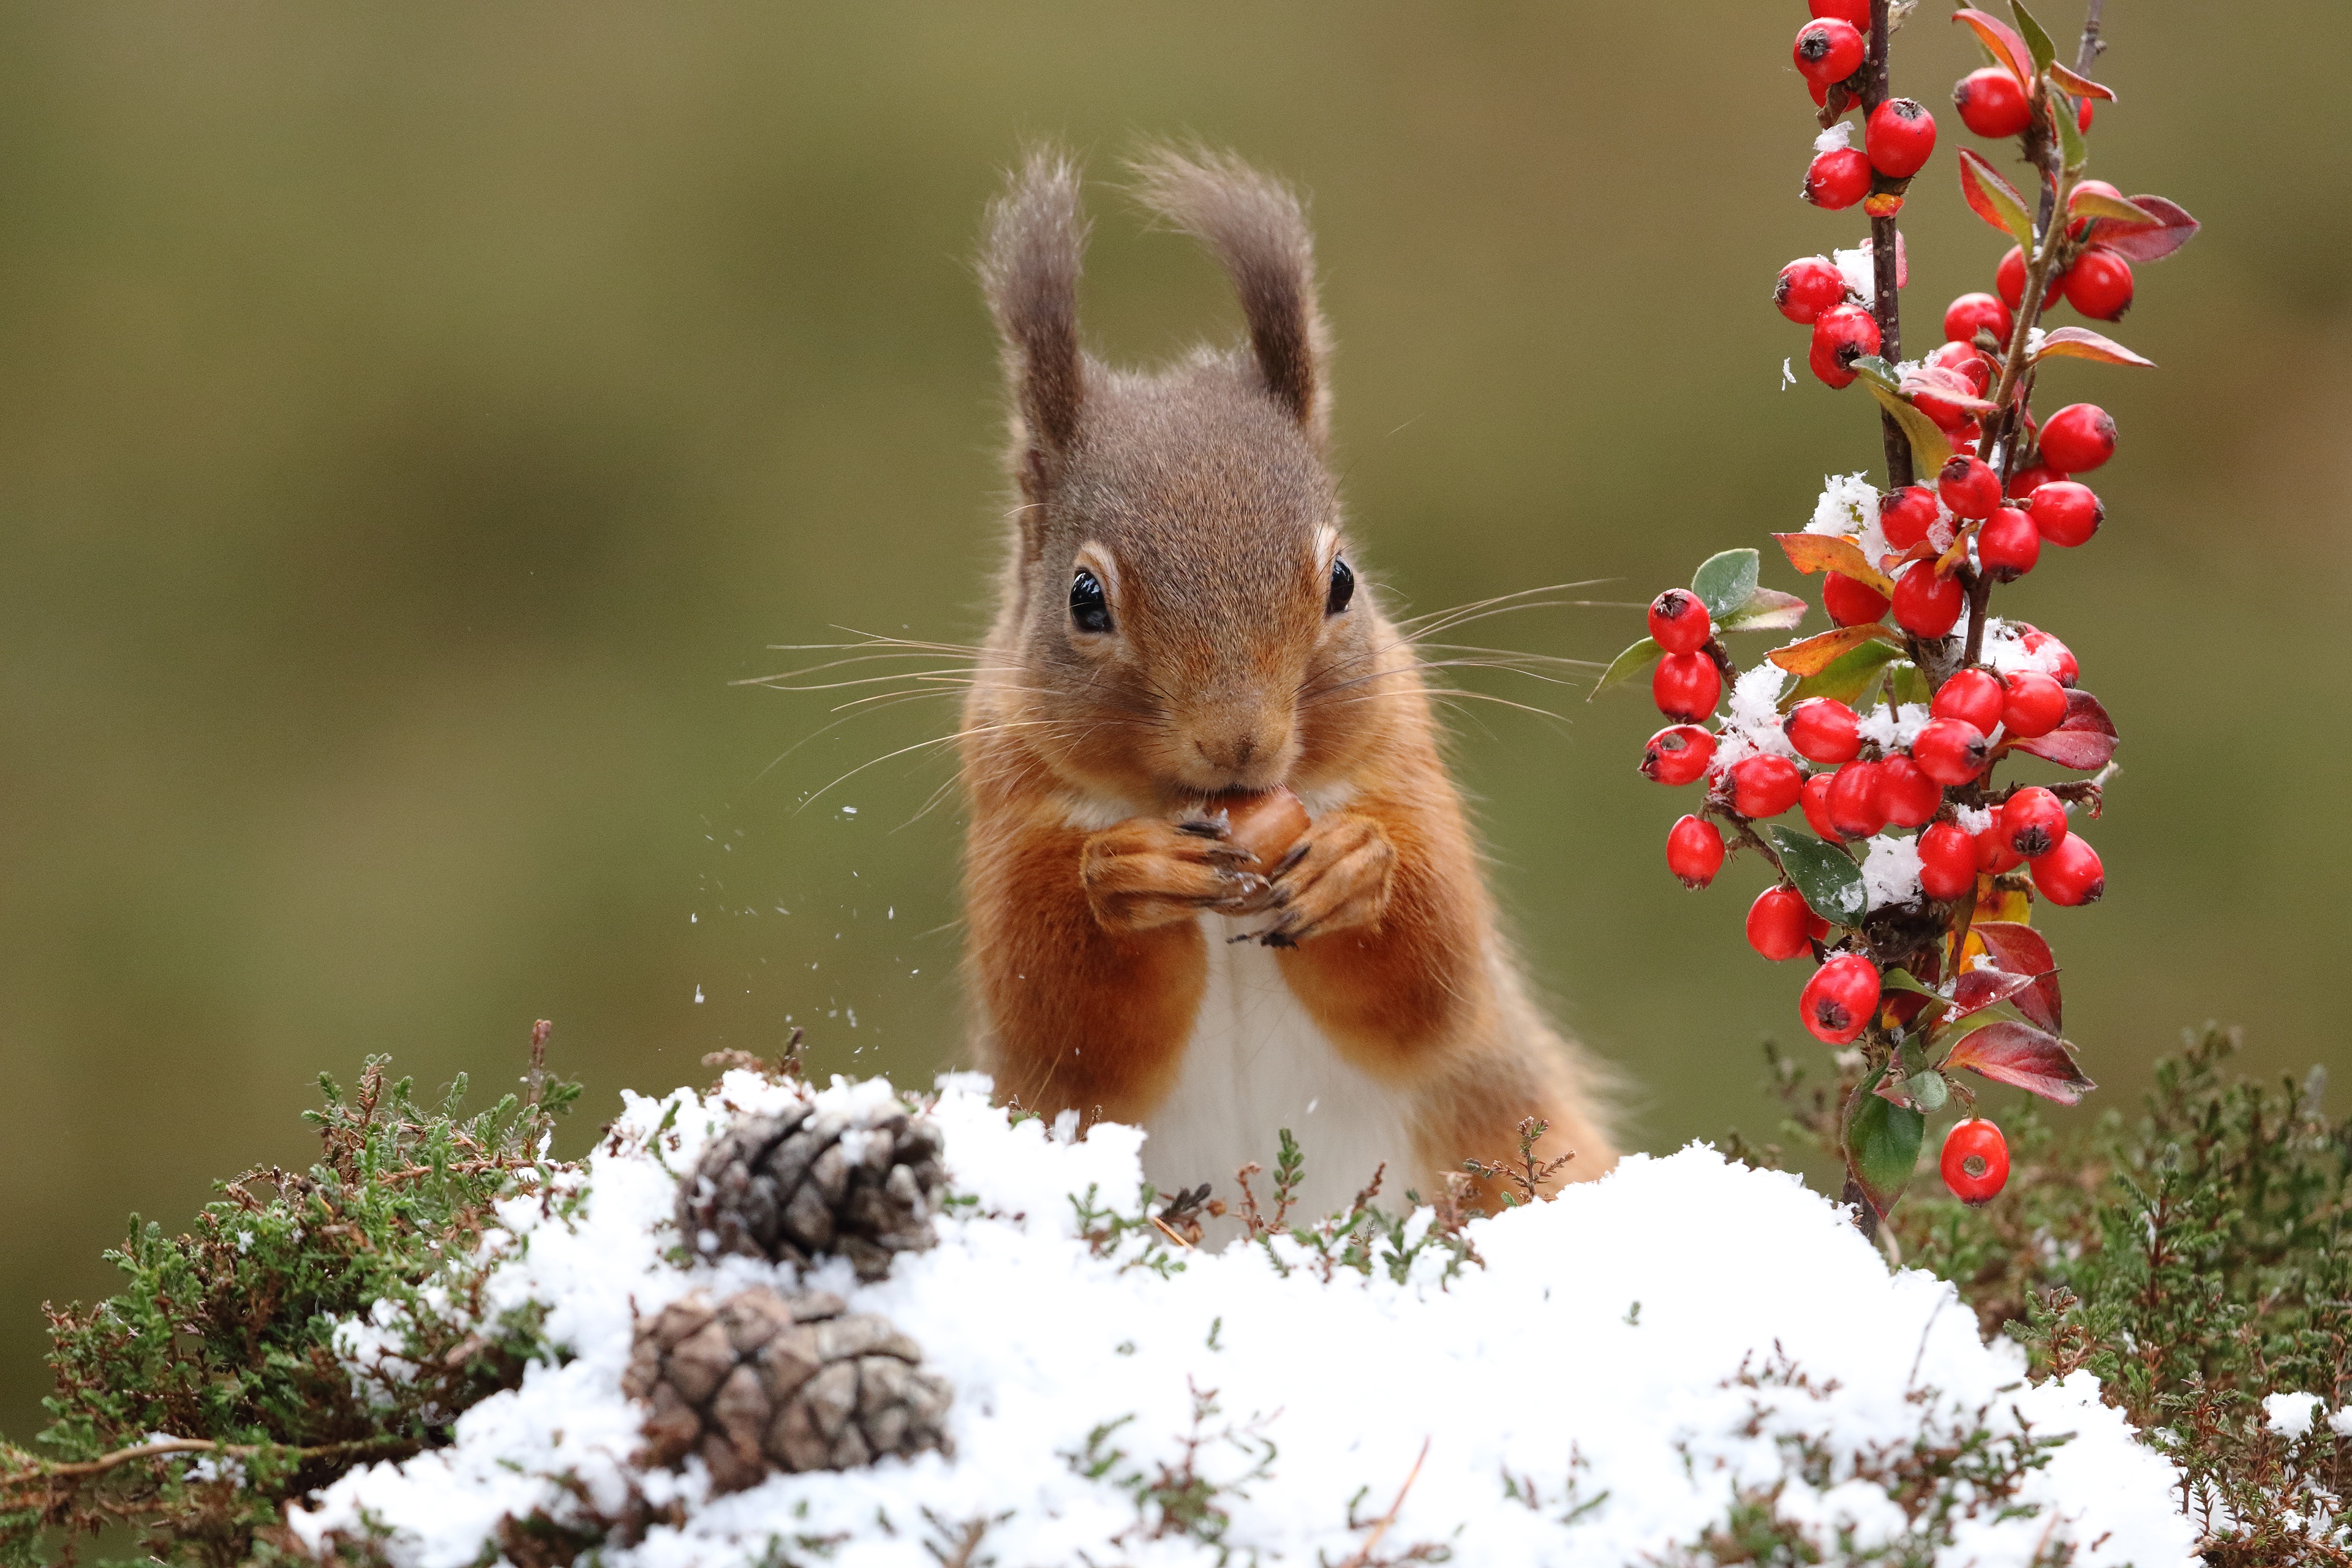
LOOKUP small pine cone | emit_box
[622,1286,953,1492]
[679,1101,946,1280]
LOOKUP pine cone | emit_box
[624,1287,953,1491]
[678,1102,946,1280]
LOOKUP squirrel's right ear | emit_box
[979,148,1090,514]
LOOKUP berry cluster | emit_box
[1607,0,2196,1224]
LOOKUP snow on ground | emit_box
[290,1071,2197,1568]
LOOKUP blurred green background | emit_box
[4,2,2347,1435]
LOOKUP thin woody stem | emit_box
[1863,0,1909,489]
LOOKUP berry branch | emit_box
[1607,0,2198,1227]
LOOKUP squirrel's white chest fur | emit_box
[1141,914,1417,1227]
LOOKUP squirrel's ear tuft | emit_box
[1128,143,1329,445]
[979,146,1090,505]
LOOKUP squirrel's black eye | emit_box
[1325,556,1355,616]
[1069,568,1113,635]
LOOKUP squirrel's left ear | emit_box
[1129,143,1330,447]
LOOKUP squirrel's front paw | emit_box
[1255,812,1396,946]
[1081,816,1270,933]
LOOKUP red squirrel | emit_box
[960,145,1617,1217]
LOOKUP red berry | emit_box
[1952,67,2032,139]
[2063,246,2135,322]
[1727,755,1804,820]
[1807,0,1871,27]
[1812,303,1880,385]
[1866,99,1937,178]
[1793,18,1866,86]
[1641,724,1716,786]
[2040,404,2116,473]
[1995,246,2027,311]
[1931,668,2006,733]
[1823,571,1891,626]
[1800,771,1844,843]
[1910,718,1989,786]
[2001,785,2070,860]
[1940,1118,2010,1205]
[1667,814,1726,889]
[1825,759,1887,841]
[1747,884,1817,962]
[1978,507,2041,581]
[1928,341,1994,393]
[1877,755,1943,829]
[2019,627,2078,686]
[1804,148,1875,212]
[1775,256,1849,325]
[1937,454,2002,521]
[1976,824,2025,873]
[1649,589,1713,654]
[2006,461,2067,500]
[1784,698,1863,764]
[2032,834,2105,905]
[1918,822,1977,900]
[1800,952,1882,1046]
[2028,480,2103,548]
[2000,669,2068,739]
[1892,559,1966,639]
[1947,419,1983,454]
[1880,484,1940,551]
[1654,651,1723,722]
[2078,96,2095,132]
[1941,291,2011,350]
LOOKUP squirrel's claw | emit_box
[1251,813,1396,947]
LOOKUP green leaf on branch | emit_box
[1785,638,1904,708]
[1942,1019,2098,1106]
[1691,549,1761,621]
[1908,1071,1951,1112]
[1862,375,1958,478]
[2052,88,2088,175]
[1765,826,1867,927]
[2035,327,2156,369]
[1951,8,2034,88]
[1771,532,1895,595]
[1587,636,1661,701]
[2067,189,2157,225]
[1844,1066,1926,1218]
[2008,0,2059,72]
[1888,661,1931,706]
[1880,967,1943,1001]
[1958,149,2037,250]
[1717,587,1809,633]
[1767,624,1901,677]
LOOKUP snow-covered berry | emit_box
[1775,256,1849,325]
[1804,148,1874,212]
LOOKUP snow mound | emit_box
[290,1071,2196,1567]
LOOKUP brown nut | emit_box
[1207,787,1310,870]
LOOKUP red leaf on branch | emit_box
[1968,922,2061,1032]
[1950,965,2043,1020]
[2035,327,2156,369]
[2046,61,2117,101]
[1951,9,2034,88]
[1942,1020,2097,1106]
[2087,196,2201,263]
[1957,149,2035,247]
[1771,532,1896,594]
[1899,365,2002,413]
[2008,688,2118,770]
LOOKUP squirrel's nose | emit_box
[1197,734,1256,771]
